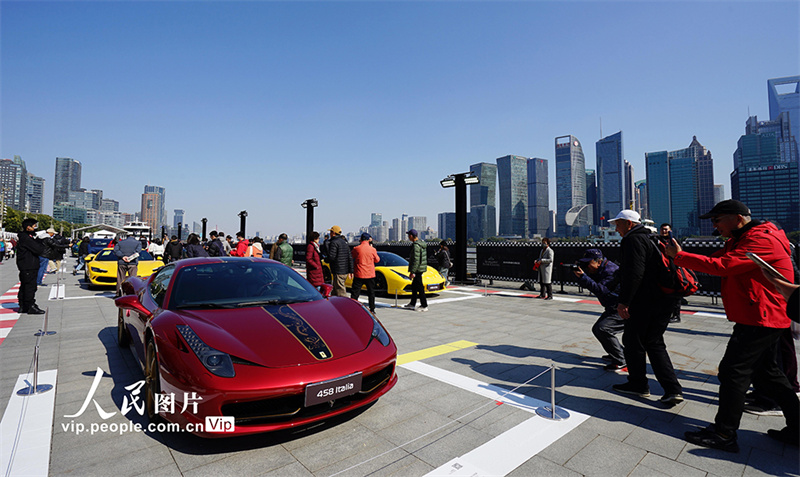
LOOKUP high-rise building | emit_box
[173,209,185,230]
[438,212,456,240]
[732,115,799,233]
[54,157,81,207]
[496,155,528,237]
[141,191,164,234]
[408,216,427,236]
[624,160,635,210]
[370,213,382,228]
[635,180,648,220]
[142,185,167,231]
[585,169,598,228]
[555,136,587,236]
[26,173,45,214]
[53,204,88,224]
[100,199,119,213]
[768,76,800,150]
[0,156,28,210]
[390,218,401,242]
[646,136,715,236]
[527,158,549,237]
[713,184,725,204]
[596,131,624,226]
[469,162,497,241]
[68,190,102,210]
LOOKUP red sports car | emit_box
[115,257,397,437]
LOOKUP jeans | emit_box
[351,277,376,312]
[715,324,799,435]
[75,256,86,272]
[37,256,48,285]
[592,310,626,365]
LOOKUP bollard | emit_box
[17,343,54,396]
[535,363,570,420]
[34,307,56,337]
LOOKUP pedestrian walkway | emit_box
[0,258,797,476]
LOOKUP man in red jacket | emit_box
[666,200,798,452]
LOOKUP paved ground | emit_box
[0,258,798,476]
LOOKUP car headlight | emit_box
[365,307,390,347]
[392,270,411,281]
[176,325,235,377]
[90,267,106,273]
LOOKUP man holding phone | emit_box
[665,199,798,452]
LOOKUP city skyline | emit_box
[1,2,798,236]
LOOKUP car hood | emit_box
[175,297,374,368]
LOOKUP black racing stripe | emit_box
[262,305,332,360]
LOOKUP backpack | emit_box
[650,237,699,297]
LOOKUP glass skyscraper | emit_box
[645,137,714,236]
[468,162,497,240]
[527,158,549,237]
[732,115,799,233]
[555,135,587,236]
[496,155,528,237]
[585,169,598,228]
[142,185,167,233]
[54,157,81,207]
[768,76,800,151]
[596,131,624,225]
[438,212,456,240]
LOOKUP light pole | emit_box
[301,199,318,244]
[201,218,208,241]
[440,172,479,283]
[238,211,247,237]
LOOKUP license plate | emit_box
[427,283,442,291]
[305,372,362,407]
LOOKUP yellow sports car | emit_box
[84,249,165,289]
[323,251,446,296]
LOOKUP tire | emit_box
[374,273,387,295]
[145,339,162,422]
[117,309,129,347]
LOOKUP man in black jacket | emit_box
[164,235,183,263]
[326,225,353,297]
[609,210,683,405]
[16,218,45,314]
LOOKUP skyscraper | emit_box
[596,131,624,226]
[496,155,528,237]
[768,76,800,150]
[370,213,382,228]
[143,185,167,231]
[555,136,587,236]
[585,169,598,228]
[54,157,81,207]
[624,160,635,210]
[0,156,27,210]
[635,180,648,220]
[26,173,45,214]
[469,162,497,241]
[732,115,799,233]
[527,158,549,237]
[438,212,456,240]
[646,137,715,236]
[713,184,725,204]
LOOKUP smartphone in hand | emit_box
[746,252,789,281]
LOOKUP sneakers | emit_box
[685,425,739,453]
[417,307,429,312]
[544,296,553,300]
[767,427,799,446]
[603,362,627,372]
[660,393,684,406]
[612,382,650,397]
[744,402,784,416]
[402,304,416,310]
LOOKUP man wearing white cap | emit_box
[608,209,683,406]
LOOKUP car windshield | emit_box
[377,252,408,267]
[170,260,323,309]
[95,250,154,261]
[90,239,111,248]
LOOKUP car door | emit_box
[130,265,175,363]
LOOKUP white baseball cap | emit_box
[607,209,641,223]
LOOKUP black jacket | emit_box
[164,240,183,261]
[42,234,69,260]
[327,235,353,275]
[16,230,45,270]
[617,224,671,310]
[78,239,90,257]
[184,243,209,258]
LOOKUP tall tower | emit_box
[143,185,167,231]
[555,136,586,236]
[527,158,549,237]
[469,162,497,240]
[496,155,528,237]
[768,76,800,150]
[53,157,81,207]
[596,131,624,226]
[26,173,45,214]
[0,156,28,210]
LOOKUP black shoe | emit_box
[18,308,28,314]
[612,382,650,397]
[27,305,45,315]
[660,393,685,406]
[544,296,553,300]
[685,425,739,453]
[767,427,799,446]
[669,316,681,323]
[604,362,628,372]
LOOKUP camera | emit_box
[566,263,582,271]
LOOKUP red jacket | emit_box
[230,239,249,257]
[352,242,379,279]
[305,243,324,286]
[674,221,792,329]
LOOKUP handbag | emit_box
[532,262,540,271]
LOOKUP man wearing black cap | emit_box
[16,218,46,314]
[573,249,625,371]
[667,199,799,452]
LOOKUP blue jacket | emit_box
[577,259,620,312]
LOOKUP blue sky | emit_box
[2,1,798,237]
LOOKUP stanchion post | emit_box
[35,307,56,337]
[535,363,570,421]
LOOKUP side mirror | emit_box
[319,284,333,299]
[115,295,152,318]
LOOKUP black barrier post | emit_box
[301,199,318,244]
[177,222,182,240]
[441,172,479,283]
[557,264,567,294]
[201,218,207,241]
[238,211,247,237]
